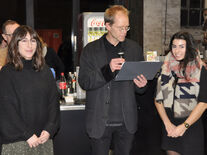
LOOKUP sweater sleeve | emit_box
[43,67,60,138]
[101,64,115,82]
[0,69,34,142]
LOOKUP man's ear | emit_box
[105,23,111,31]
[2,34,7,42]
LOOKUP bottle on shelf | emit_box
[64,72,75,104]
[59,72,67,104]
[67,72,73,95]
[72,72,77,98]
[76,66,86,104]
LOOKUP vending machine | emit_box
[82,12,107,46]
[77,12,107,61]
[76,12,107,101]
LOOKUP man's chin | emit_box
[119,38,125,42]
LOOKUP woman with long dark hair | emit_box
[155,31,207,155]
[0,25,60,155]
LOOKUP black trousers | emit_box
[91,125,134,155]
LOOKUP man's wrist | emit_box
[101,64,115,82]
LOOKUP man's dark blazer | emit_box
[79,35,146,139]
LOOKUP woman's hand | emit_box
[170,124,187,137]
[27,134,39,148]
[164,122,176,137]
[38,130,50,144]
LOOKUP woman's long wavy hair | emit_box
[7,25,45,71]
[166,31,200,78]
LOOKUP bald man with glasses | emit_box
[79,5,147,155]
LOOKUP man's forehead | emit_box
[5,24,19,33]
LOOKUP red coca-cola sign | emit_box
[88,17,105,27]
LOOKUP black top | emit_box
[104,37,122,62]
[0,59,60,144]
[103,37,124,125]
[198,66,207,102]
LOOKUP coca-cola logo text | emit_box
[89,18,105,27]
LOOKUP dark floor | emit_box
[131,110,166,155]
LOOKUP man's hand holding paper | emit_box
[133,74,147,88]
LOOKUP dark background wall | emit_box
[0,0,143,73]
[128,0,143,47]
[0,0,142,44]
[0,0,26,26]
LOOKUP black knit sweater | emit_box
[0,59,60,144]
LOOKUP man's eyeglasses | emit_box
[4,33,13,37]
[114,26,130,32]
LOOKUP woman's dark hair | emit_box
[166,31,199,78]
[7,25,45,71]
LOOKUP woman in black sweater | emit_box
[0,25,60,155]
